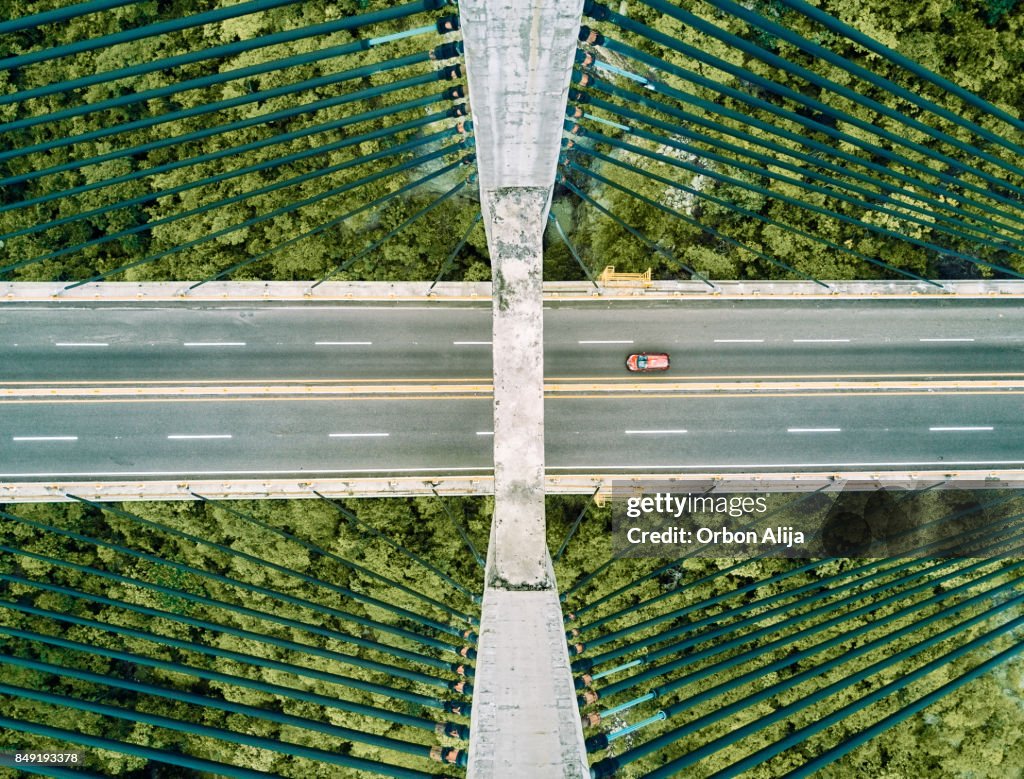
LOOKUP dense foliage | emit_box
[0,496,485,777]
[0,0,488,284]
[561,0,1024,283]
[0,0,1021,283]
[1,492,1022,776]
[1,1,1023,775]
[552,489,1024,777]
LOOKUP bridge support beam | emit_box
[461,0,584,587]
[460,0,588,776]
[484,186,549,588]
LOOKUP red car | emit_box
[626,352,670,372]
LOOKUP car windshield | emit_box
[637,355,648,368]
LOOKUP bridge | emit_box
[1,0,1023,778]
[3,288,1024,494]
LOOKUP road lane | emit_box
[546,393,1024,472]
[0,398,495,478]
[0,391,1022,479]
[0,304,494,382]
[3,299,1024,383]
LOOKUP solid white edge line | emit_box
[166,434,233,440]
[329,433,390,438]
[476,431,494,436]
[0,466,494,477]
[546,459,1024,470]
[787,428,842,433]
[54,342,108,347]
[12,436,78,441]
[929,426,994,432]
[625,429,688,435]
[5,460,1024,477]
[182,342,247,347]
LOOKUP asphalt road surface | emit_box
[2,298,1023,479]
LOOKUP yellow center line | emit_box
[0,384,494,398]
[549,389,1024,400]
[2,378,1024,401]
[551,371,1024,381]
[2,382,1024,405]
[0,395,499,405]
[1,379,1020,399]
[546,379,1024,392]
[0,377,493,386]
[5,371,1024,388]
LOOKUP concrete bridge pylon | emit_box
[460,1,590,776]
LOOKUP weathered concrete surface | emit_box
[0,478,499,503]
[485,188,549,589]
[4,471,1024,503]
[0,281,491,302]
[459,0,585,590]
[544,278,1024,298]
[4,279,1024,303]
[459,0,585,194]
[459,3,589,776]
[468,586,589,779]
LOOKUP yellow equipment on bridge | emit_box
[599,266,653,287]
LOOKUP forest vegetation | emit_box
[1,1,1023,776]
[0,0,1021,284]
[1,490,1023,777]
